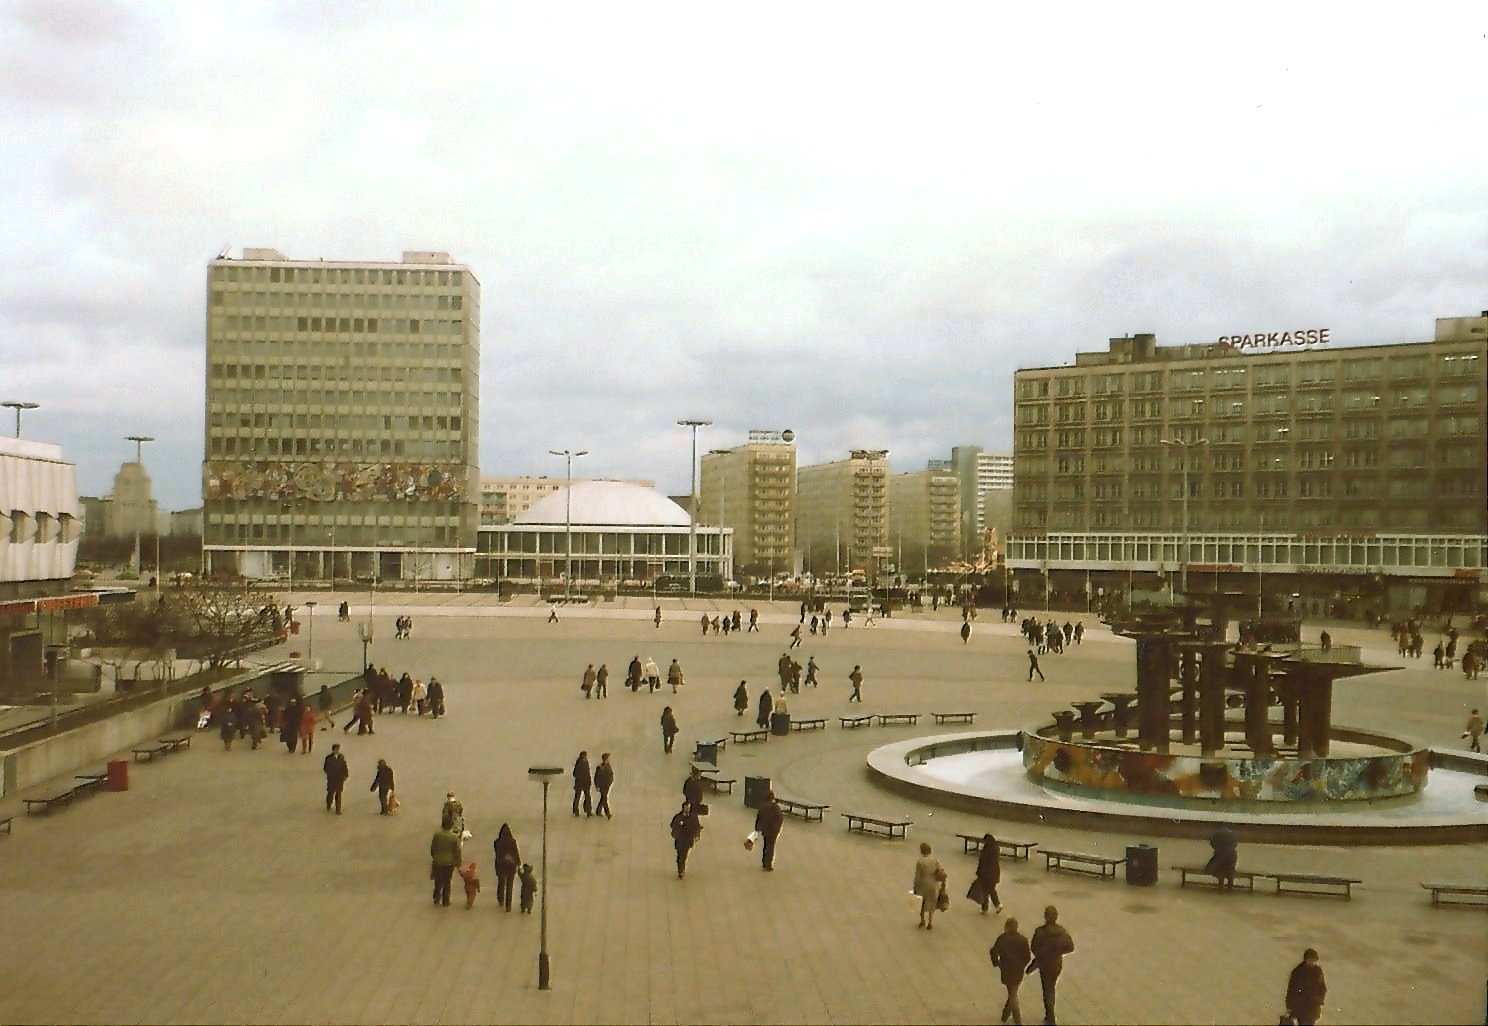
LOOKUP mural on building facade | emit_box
[1022,733,1429,803]
[205,460,466,503]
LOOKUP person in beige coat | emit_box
[913,842,946,929]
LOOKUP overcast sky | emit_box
[3,2,1485,511]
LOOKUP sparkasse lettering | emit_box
[1216,328,1329,351]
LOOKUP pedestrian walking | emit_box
[492,823,520,912]
[756,688,774,730]
[1027,649,1045,682]
[754,790,784,871]
[218,700,238,750]
[581,664,596,699]
[1284,948,1327,1025]
[788,624,803,649]
[848,665,863,703]
[412,678,427,715]
[572,750,593,817]
[518,863,537,912]
[370,758,395,814]
[458,862,481,909]
[804,657,819,688]
[317,683,334,729]
[670,800,701,878]
[654,605,662,628]
[628,655,643,692]
[643,656,660,692]
[990,918,1032,1025]
[1029,905,1074,1025]
[733,680,749,717]
[322,743,349,814]
[298,703,316,754]
[595,663,608,698]
[548,603,559,623]
[961,621,971,644]
[595,753,615,819]
[660,706,679,753]
[427,677,445,718]
[683,766,706,812]
[913,842,946,929]
[971,833,1002,913]
[441,791,465,834]
[430,819,463,907]
[1464,708,1483,753]
[667,658,684,694]
[748,608,759,632]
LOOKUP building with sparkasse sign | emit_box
[202,248,480,584]
[1007,312,1487,615]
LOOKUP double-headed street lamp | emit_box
[2,400,39,437]
[677,419,710,594]
[1159,436,1210,597]
[548,450,587,601]
[126,435,154,578]
[527,764,564,990]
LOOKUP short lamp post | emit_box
[356,621,373,673]
[304,601,317,667]
[528,764,564,990]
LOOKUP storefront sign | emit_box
[1217,328,1329,351]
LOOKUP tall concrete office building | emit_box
[950,446,1013,559]
[203,248,481,583]
[698,431,796,577]
[888,462,961,574]
[1007,313,1487,613]
[795,449,890,578]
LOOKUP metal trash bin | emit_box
[1126,843,1158,885]
[107,758,129,792]
[744,775,772,809]
[695,741,719,766]
[770,712,790,736]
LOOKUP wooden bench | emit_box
[160,734,193,753]
[933,712,976,725]
[24,791,75,816]
[132,742,169,762]
[839,715,874,729]
[958,833,1038,861]
[729,728,770,744]
[777,797,829,822]
[690,763,719,777]
[73,772,110,798]
[1421,882,1488,909]
[1173,865,1258,893]
[699,775,736,795]
[790,717,827,732]
[842,812,911,839]
[1261,872,1361,900]
[1042,848,1126,879]
[877,713,920,727]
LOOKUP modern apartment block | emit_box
[698,431,796,577]
[950,446,1013,559]
[795,449,891,578]
[888,463,961,573]
[1006,313,1487,613]
[202,248,481,583]
[479,476,655,526]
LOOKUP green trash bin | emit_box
[1126,843,1158,886]
[694,741,719,765]
[744,775,772,809]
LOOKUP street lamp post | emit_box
[527,764,564,990]
[304,601,317,667]
[677,419,710,594]
[548,449,588,601]
[1160,436,1210,598]
[356,621,373,673]
[2,400,39,437]
[125,435,154,578]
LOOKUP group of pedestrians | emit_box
[207,685,334,755]
[1023,618,1082,655]
[697,609,758,636]
[357,665,446,719]
[426,793,536,912]
[570,750,617,819]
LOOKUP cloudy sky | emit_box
[3,2,1485,510]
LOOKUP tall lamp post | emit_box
[304,601,317,666]
[1160,436,1210,598]
[2,400,39,437]
[125,435,154,577]
[677,419,710,594]
[527,764,564,990]
[548,449,587,601]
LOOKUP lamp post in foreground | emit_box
[528,764,564,990]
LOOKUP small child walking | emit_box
[518,863,537,913]
[458,862,481,910]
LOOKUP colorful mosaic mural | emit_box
[204,460,466,503]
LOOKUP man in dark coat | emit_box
[975,833,1003,913]
[733,680,749,716]
[594,753,615,819]
[370,758,395,814]
[756,689,774,729]
[670,800,701,878]
[1204,825,1238,890]
[1029,905,1074,1026]
[322,743,349,814]
[280,696,303,753]
[754,790,784,871]
[426,677,445,718]
[1285,948,1326,1025]
[429,820,462,907]
[572,751,592,817]
[990,917,1032,1025]
[682,767,706,823]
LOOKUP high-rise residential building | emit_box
[698,430,796,577]
[888,463,961,574]
[1007,313,1487,613]
[479,475,655,526]
[105,461,157,539]
[950,446,1013,559]
[202,248,481,583]
[796,449,891,578]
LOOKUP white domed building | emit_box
[475,481,732,591]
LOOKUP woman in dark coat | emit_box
[492,823,521,911]
[280,696,303,753]
[660,706,679,754]
[756,689,773,729]
[218,701,239,750]
[733,681,748,717]
[973,833,1002,913]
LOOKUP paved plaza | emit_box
[1,596,1484,1025]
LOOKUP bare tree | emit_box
[176,582,281,669]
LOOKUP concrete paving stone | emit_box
[1,597,1484,1024]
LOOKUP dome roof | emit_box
[516,481,691,528]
